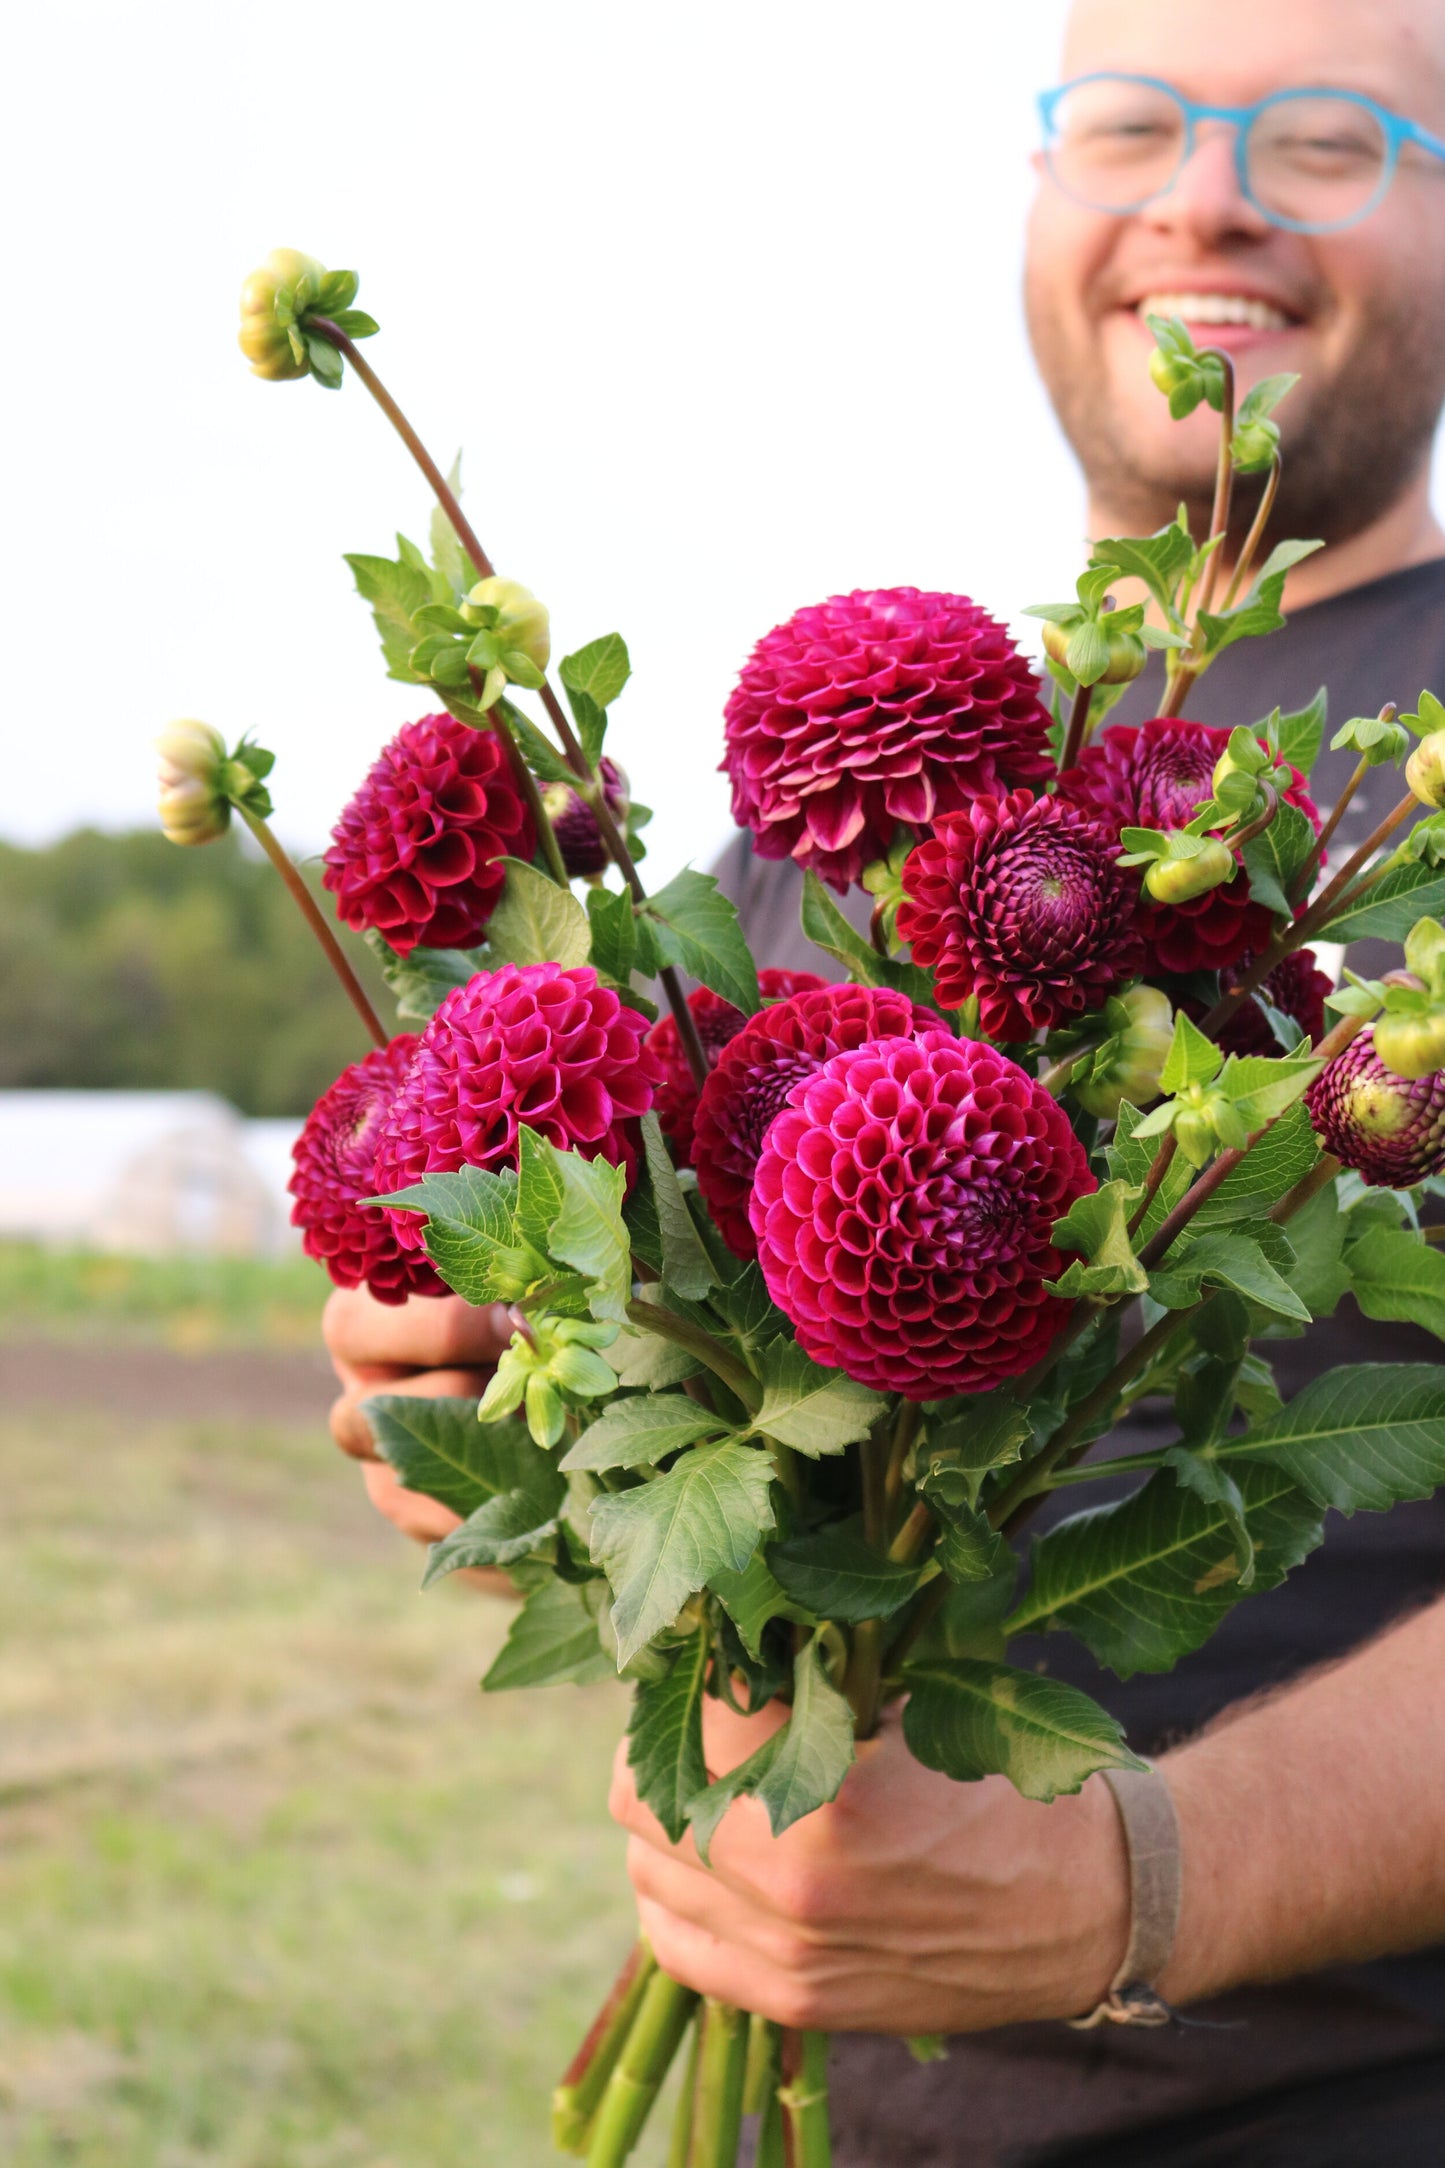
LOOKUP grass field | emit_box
[0,1240,328,1348]
[0,1275,675,2166]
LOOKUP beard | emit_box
[1026,272,1445,554]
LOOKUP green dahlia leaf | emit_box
[1223,1361,1445,1512]
[686,1637,854,1863]
[344,550,433,684]
[1190,1101,1322,1226]
[1346,1226,1445,1341]
[644,869,760,1016]
[363,1393,513,1519]
[1007,1460,1323,1676]
[562,1395,733,1472]
[799,870,939,1005]
[560,632,632,712]
[417,1428,567,1584]
[367,1164,542,1308]
[363,932,481,1022]
[547,1147,632,1326]
[589,1437,777,1667]
[1148,1223,1310,1322]
[902,1658,1145,1800]
[484,857,592,971]
[767,1519,923,1624]
[1318,863,1445,945]
[752,1340,887,1457]
[627,1629,710,1844]
[639,1112,718,1301]
[482,1577,615,1692]
[1108,1103,1194,1240]
[1240,801,1317,919]
[710,1551,802,1660]
[586,885,638,986]
[1264,687,1327,777]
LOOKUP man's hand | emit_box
[610,1690,1129,2035]
[322,1285,514,1559]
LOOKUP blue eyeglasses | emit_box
[1038,73,1445,234]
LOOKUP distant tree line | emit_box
[0,829,389,1116]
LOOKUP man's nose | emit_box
[1140,123,1272,246]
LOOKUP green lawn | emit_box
[0,1240,328,1349]
[0,1383,671,2166]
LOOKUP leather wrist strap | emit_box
[1067,1762,1182,2030]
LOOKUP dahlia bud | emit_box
[1173,1104,1216,1168]
[1042,615,1145,688]
[1143,839,1236,904]
[1373,1008,1445,1082]
[1406,730,1445,810]
[237,248,324,380]
[1306,1028,1445,1186]
[1230,417,1280,474]
[1148,345,1195,401]
[540,758,629,880]
[479,1313,618,1448]
[461,577,551,672]
[1073,986,1175,1118]
[156,720,229,845]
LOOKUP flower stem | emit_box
[1289,752,1371,904]
[1127,1132,1178,1239]
[666,2016,702,2168]
[1058,680,1094,775]
[1161,351,1235,718]
[236,806,387,1048]
[1218,450,1281,612]
[488,699,570,888]
[585,1970,699,2168]
[1220,779,1279,854]
[755,2078,787,2168]
[744,2015,782,2117]
[1200,792,1419,1036]
[311,317,711,1092]
[554,1941,657,2155]
[778,2032,833,2168]
[883,1402,921,1516]
[687,2000,748,2168]
[626,1299,761,1412]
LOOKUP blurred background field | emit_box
[0,1252,666,2167]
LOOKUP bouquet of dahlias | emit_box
[164,249,1445,2165]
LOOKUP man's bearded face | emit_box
[1026,0,1445,545]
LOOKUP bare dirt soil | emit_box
[0,1338,337,1425]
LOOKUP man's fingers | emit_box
[323,1286,513,1372]
[328,1364,500,1462]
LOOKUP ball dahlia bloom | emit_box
[1059,719,1319,975]
[750,1032,1095,1398]
[722,587,1052,890]
[288,1036,445,1303]
[323,712,535,955]
[896,790,1144,1038]
[372,962,662,1249]
[693,984,942,1256]
[646,970,826,1165]
[1187,948,1333,1058]
[1305,1028,1445,1187]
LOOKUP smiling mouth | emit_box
[1134,291,1296,331]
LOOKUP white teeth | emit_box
[1137,292,1292,330]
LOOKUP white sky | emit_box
[8,0,1440,881]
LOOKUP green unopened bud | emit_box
[1144,839,1236,905]
[1407,729,1445,810]
[156,720,229,846]
[1373,1007,1445,1082]
[1173,1105,1215,1168]
[1073,987,1175,1118]
[1230,417,1279,473]
[460,578,551,673]
[238,248,325,380]
[1148,346,1195,400]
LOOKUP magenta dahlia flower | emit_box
[542,757,629,880]
[721,587,1053,890]
[646,970,826,1165]
[693,984,943,1257]
[750,1032,1095,1398]
[372,962,662,1248]
[896,789,1143,1038]
[1305,1028,1445,1187]
[1059,719,1319,975]
[288,1037,445,1304]
[1185,948,1333,1058]
[323,712,535,955]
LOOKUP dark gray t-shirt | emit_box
[716,560,1445,2163]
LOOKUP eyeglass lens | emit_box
[1047,76,1391,228]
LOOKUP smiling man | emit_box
[327,1,1445,2161]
